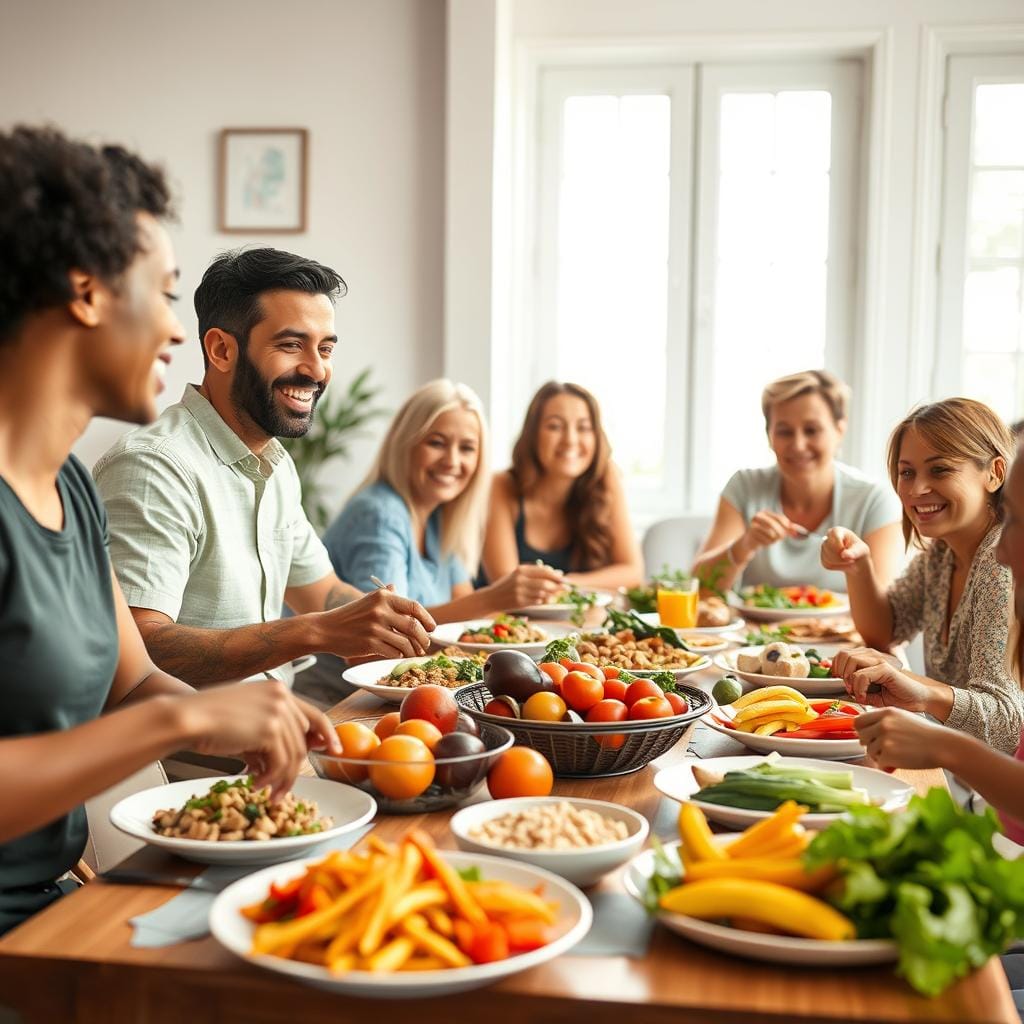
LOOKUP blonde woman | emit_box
[694,370,903,592]
[323,380,562,622]
[823,398,1024,752]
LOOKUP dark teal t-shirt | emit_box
[0,456,117,932]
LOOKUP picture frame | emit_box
[218,127,308,233]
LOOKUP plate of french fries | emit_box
[209,829,592,997]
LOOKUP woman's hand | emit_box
[185,680,341,795]
[830,647,932,711]
[854,707,948,771]
[735,510,803,559]
[820,527,871,573]
[488,563,566,610]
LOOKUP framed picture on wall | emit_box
[219,127,308,233]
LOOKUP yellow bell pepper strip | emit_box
[682,857,837,892]
[731,686,810,710]
[678,802,728,863]
[724,800,806,859]
[660,878,855,941]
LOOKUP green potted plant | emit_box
[282,368,386,532]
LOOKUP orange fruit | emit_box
[331,721,381,782]
[394,718,443,750]
[374,712,402,740]
[486,747,553,799]
[369,735,435,800]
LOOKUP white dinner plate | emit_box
[209,849,592,998]
[431,619,578,656]
[728,591,850,622]
[702,703,866,760]
[622,842,898,967]
[714,645,847,697]
[653,755,913,828]
[110,777,377,865]
[342,656,481,704]
[507,591,614,618]
[637,612,746,636]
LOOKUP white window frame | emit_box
[934,53,1024,402]
[690,60,863,507]
[532,65,695,519]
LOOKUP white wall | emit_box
[447,0,1024,504]
[0,0,446,516]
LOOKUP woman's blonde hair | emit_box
[886,397,1013,549]
[361,379,489,573]
[761,369,851,432]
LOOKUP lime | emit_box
[712,675,743,706]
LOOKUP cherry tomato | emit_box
[665,691,689,716]
[585,698,628,749]
[602,678,628,703]
[563,661,604,682]
[538,662,568,688]
[521,691,568,722]
[487,747,553,798]
[624,679,664,707]
[561,671,605,713]
[627,695,673,721]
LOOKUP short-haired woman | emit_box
[481,381,644,590]
[824,398,1024,751]
[693,369,903,592]
[323,380,564,621]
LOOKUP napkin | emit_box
[129,824,374,948]
[572,891,655,957]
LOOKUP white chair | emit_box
[642,515,713,576]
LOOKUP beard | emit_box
[230,344,325,439]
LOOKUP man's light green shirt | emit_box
[93,385,332,679]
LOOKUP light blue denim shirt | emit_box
[323,481,468,607]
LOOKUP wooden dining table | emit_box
[0,667,1018,1024]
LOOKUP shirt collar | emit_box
[180,384,285,474]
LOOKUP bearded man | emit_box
[94,248,434,687]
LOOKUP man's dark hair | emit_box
[194,248,347,367]
[0,125,172,344]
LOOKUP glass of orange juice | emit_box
[657,577,699,629]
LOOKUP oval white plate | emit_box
[342,656,480,704]
[209,849,592,998]
[653,755,913,828]
[111,777,377,865]
[431,619,577,656]
[622,842,898,966]
[728,591,850,622]
[702,704,865,760]
[449,796,649,887]
[714,645,846,697]
[637,611,745,635]
[507,592,614,618]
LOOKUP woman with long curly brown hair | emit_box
[481,382,643,589]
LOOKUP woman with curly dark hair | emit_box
[481,381,643,590]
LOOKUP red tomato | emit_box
[561,671,605,713]
[538,662,569,688]
[623,679,664,707]
[628,695,673,720]
[564,661,604,682]
[585,698,628,749]
[601,666,621,680]
[665,691,689,715]
[602,678,628,703]
[399,684,460,733]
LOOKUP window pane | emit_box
[969,170,1024,259]
[709,89,832,488]
[962,268,1022,354]
[973,84,1024,166]
[556,94,671,487]
[963,352,1018,422]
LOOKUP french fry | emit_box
[400,955,448,971]
[325,888,377,958]
[365,936,415,973]
[359,869,399,957]
[400,913,472,968]
[466,881,556,924]
[408,830,486,926]
[388,882,447,926]
[424,905,454,937]
[292,940,329,965]
[327,952,357,976]
[368,835,397,856]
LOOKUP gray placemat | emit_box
[573,891,655,957]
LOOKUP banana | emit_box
[753,720,787,736]
[734,700,816,724]
[683,857,837,892]
[659,878,855,941]
[678,803,728,863]
[737,712,816,733]
[731,686,810,710]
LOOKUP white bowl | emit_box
[431,619,579,656]
[110,776,377,865]
[727,590,850,623]
[703,704,865,760]
[449,797,649,887]
[622,842,898,966]
[341,656,479,704]
[209,849,592,998]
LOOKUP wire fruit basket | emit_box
[454,683,712,778]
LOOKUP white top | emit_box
[721,461,902,591]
